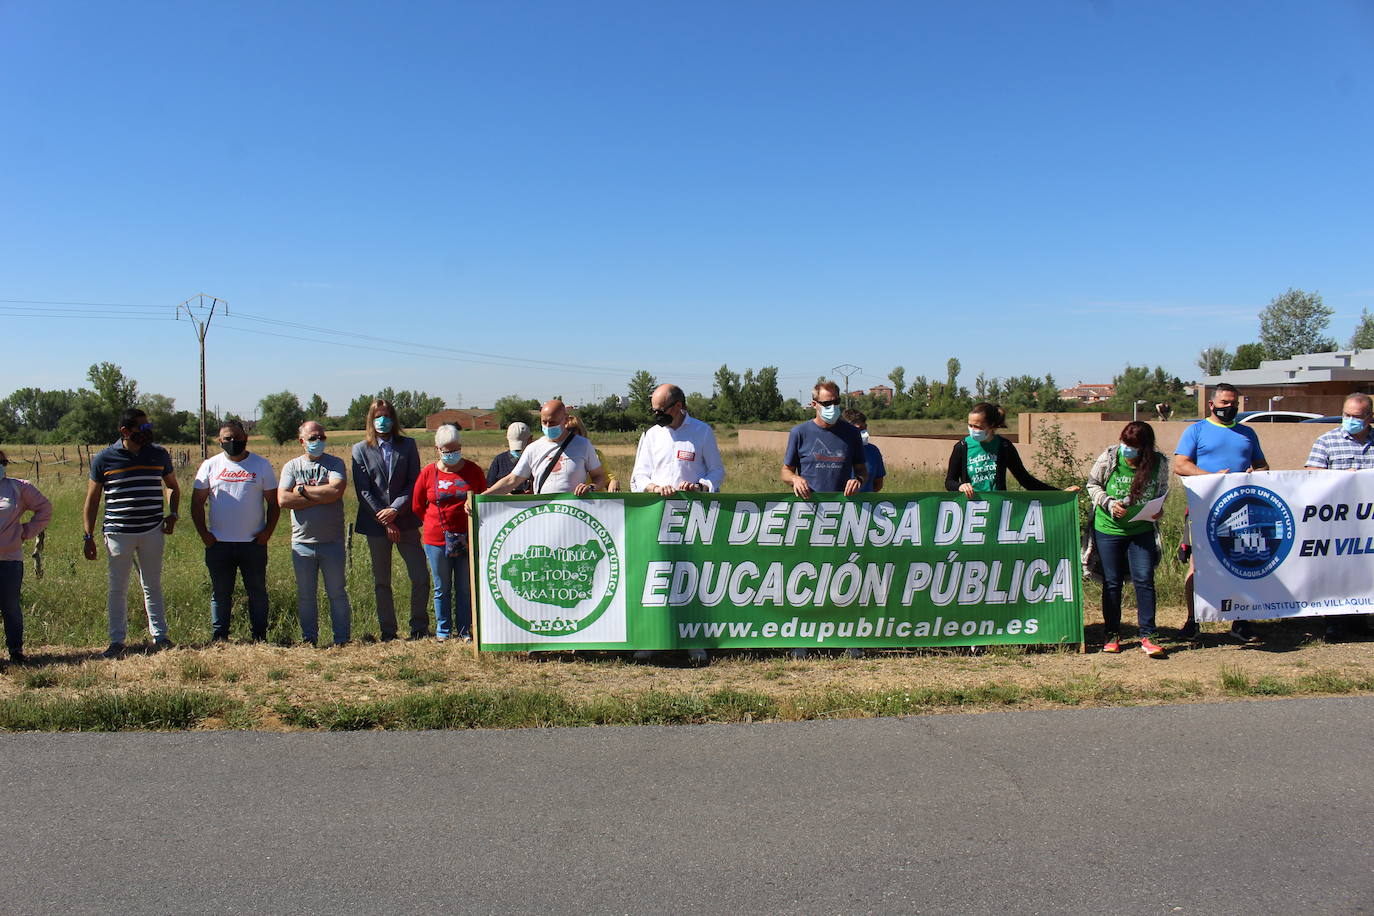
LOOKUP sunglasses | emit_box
[305,434,327,442]
[815,398,841,408]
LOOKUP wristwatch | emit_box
[298,484,310,499]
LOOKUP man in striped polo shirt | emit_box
[82,408,181,658]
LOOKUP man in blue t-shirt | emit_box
[842,408,886,493]
[783,381,867,498]
[782,381,867,659]
[1173,382,1270,643]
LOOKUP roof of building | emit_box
[1204,349,1374,386]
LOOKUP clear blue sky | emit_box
[3,0,1372,416]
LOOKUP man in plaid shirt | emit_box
[1305,392,1374,641]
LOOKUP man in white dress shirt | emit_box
[630,384,725,495]
[631,383,724,664]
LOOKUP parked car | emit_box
[1300,416,1343,424]
[1236,410,1321,424]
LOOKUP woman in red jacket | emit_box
[412,424,487,641]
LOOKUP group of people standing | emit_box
[0,380,1370,667]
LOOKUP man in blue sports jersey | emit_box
[1173,383,1269,643]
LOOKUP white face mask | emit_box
[860,430,870,445]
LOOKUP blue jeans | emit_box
[0,560,22,656]
[1095,528,1158,638]
[206,541,270,640]
[291,540,352,645]
[423,542,472,640]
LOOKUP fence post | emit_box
[32,530,45,580]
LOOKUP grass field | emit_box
[2,429,1370,731]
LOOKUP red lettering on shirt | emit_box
[216,469,257,482]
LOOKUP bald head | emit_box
[539,399,568,434]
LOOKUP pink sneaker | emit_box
[1102,637,1121,653]
[1141,637,1167,658]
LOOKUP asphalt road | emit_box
[1,697,1371,915]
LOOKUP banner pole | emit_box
[469,498,481,657]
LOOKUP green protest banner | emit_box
[472,492,1083,651]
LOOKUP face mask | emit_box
[440,450,462,466]
[305,439,326,457]
[509,448,522,457]
[373,416,394,434]
[652,409,673,427]
[819,405,841,424]
[1212,404,1238,424]
[1342,416,1367,435]
[860,430,870,445]
[1120,444,1139,459]
[968,427,992,443]
[543,425,562,440]
[222,440,247,458]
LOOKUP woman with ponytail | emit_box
[1086,421,1171,657]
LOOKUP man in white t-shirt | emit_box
[191,421,280,642]
[485,399,609,496]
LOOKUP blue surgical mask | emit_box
[1120,444,1139,459]
[542,425,562,440]
[305,439,326,458]
[968,427,992,443]
[373,416,394,434]
[509,448,522,457]
[819,405,841,424]
[440,449,462,466]
[1342,416,1367,435]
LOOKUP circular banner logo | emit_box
[486,502,621,636]
[1206,484,1295,579]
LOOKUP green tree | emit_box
[343,394,374,429]
[306,393,329,420]
[1106,366,1192,416]
[1197,345,1233,376]
[258,391,307,445]
[1231,342,1266,371]
[713,365,742,422]
[1350,308,1374,349]
[736,367,785,421]
[887,366,906,399]
[0,387,78,438]
[494,395,538,428]
[1259,288,1337,359]
[626,370,658,413]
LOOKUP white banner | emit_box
[1183,470,1374,621]
[474,497,628,646]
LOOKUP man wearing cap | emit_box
[486,422,533,494]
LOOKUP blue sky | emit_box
[3,0,1372,416]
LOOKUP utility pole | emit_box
[831,363,861,407]
[176,293,228,459]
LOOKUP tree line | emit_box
[1197,287,1374,376]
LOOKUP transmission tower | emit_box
[831,363,861,406]
[176,294,228,459]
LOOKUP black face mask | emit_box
[1212,404,1239,424]
[222,439,247,457]
[651,409,673,427]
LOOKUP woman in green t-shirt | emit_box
[944,402,1071,496]
[1085,421,1171,658]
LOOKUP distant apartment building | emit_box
[1058,382,1116,405]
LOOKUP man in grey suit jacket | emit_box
[351,399,430,640]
